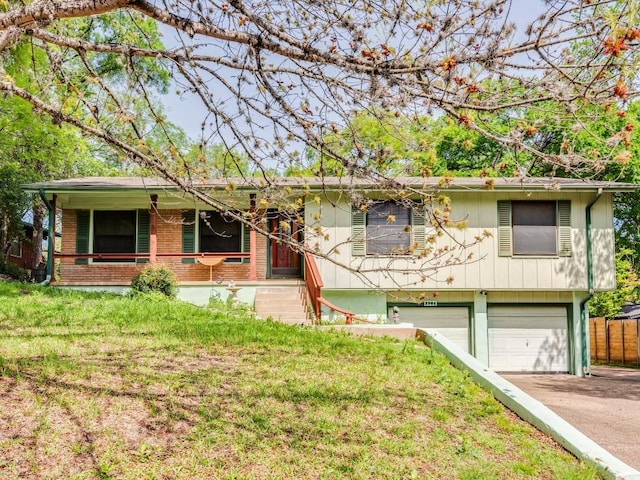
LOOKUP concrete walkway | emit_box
[503,366,640,470]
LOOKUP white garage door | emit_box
[488,306,568,372]
[393,306,470,353]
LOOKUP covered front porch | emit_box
[26,179,305,286]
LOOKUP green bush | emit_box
[0,260,30,281]
[130,265,177,298]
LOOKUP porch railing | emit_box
[55,252,250,260]
[303,247,376,325]
[303,247,324,320]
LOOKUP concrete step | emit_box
[254,286,310,326]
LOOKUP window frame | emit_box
[365,201,412,256]
[511,200,558,256]
[197,210,244,263]
[497,200,572,258]
[9,238,22,258]
[90,209,139,264]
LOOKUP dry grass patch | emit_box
[0,281,599,479]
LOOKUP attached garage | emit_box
[392,306,470,353]
[488,305,568,372]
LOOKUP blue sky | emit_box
[157,2,548,141]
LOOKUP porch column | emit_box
[49,194,57,283]
[249,194,257,281]
[150,194,158,263]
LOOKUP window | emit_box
[182,210,248,264]
[93,210,137,262]
[497,200,571,257]
[365,201,411,255]
[199,211,242,253]
[9,238,22,258]
[512,201,557,255]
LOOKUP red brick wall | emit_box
[59,209,269,285]
[7,240,34,270]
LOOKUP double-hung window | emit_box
[498,200,572,257]
[366,202,411,255]
[351,200,425,256]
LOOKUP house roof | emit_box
[23,175,638,193]
[614,304,640,319]
[21,221,61,239]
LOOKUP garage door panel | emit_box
[394,307,469,353]
[488,306,568,373]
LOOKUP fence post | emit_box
[605,319,610,363]
[637,319,640,366]
[592,318,597,362]
[622,320,625,365]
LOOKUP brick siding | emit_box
[59,209,269,284]
[7,240,34,270]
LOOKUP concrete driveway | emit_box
[502,366,640,470]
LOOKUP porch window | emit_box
[93,210,137,262]
[182,209,249,264]
[199,211,242,253]
[366,201,411,255]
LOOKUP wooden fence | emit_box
[590,317,640,365]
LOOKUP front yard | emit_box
[0,282,598,479]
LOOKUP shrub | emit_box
[0,260,30,281]
[131,265,177,298]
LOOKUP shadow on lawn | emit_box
[0,347,226,478]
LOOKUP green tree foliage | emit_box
[589,249,640,318]
[0,162,29,261]
[320,112,442,176]
[0,93,111,271]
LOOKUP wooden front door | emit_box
[270,215,301,277]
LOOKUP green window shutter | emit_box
[411,205,426,253]
[352,206,366,257]
[182,210,196,264]
[557,200,572,257]
[136,209,150,263]
[75,210,90,265]
[497,201,512,257]
[242,223,250,263]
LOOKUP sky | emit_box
[157,2,548,142]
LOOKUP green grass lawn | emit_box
[0,281,599,480]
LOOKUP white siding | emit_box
[306,191,616,292]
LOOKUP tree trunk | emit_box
[0,215,9,262]
[31,201,45,278]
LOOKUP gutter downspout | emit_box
[38,189,53,285]
[580,187,603,376]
